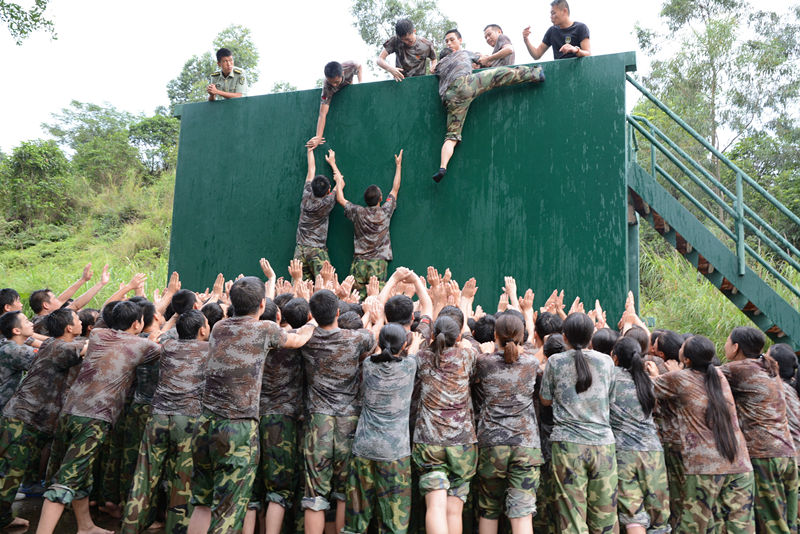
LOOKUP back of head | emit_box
[171,289,197,315]
[473,315,496,343]
[46,309,76,338]
[309,289,338,326]
[432,315,460,365]
[177,309,207,340]
[324,61,343,79]
[495,314,524,364]
[373,322,407,363]
[623,325,650,354]
[543,333,566,358]
[0,311,23,339]
[260,298,279,322]
[283,298,310,329]
[563,313,594,394]
[438,305,464,331]
[385,295,414,326]
[535,312,563,341]
[311,175,331,197]
[0,288,19,312]
[656,330,683,361]
[29,289,52,314]
[216,47,232,62]
[364,185,382,207]
[201,302,225,331]
[395,18,415,37]
[134,299,156,330]
[112,301,143,332]
[273,292,294,317]
[612,336,654,416]
[230,276,265,316]
[769,344,798,381]
[78,308,98,337]
[729,326,765,358]
[591,328,619,356]
[338,311,364,330]
[101,301,120,328]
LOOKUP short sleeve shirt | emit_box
[473,351,541,449]
[260,335,304,418]
[654,368,752,475]
[320,61,360,104]
[721,359,795,459]
[210,68,248,97]
[152,339,210,417]
[782,381,800,459]
[609,367,663,451]
[540,349,616,445]
[414,346,478,445]
[64,328,161,424]
[0,340,36,411]
[542,22,590,59]
[3,337,83,434]
[296,182,336,249]
[202,317,287,420]
[352,355,417,461]
[435,49,480,98]
[344,195,397,260]
[302,327,376,416]
[489,34,515,66]
[383,35,436,77]
[133,335,160,405]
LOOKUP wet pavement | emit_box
[9,497,166,533]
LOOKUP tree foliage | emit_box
[350,0,455,54]
[271,81,298,93]
[129,114,180,175]
[1,0,55,45]
[0,140,71,223]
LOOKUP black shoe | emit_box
[433,168,447,183]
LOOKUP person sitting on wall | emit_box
[477,24,515,67]
[377,18,437,82]
[431,29,545,183]
[522,0,591,60]
[207,48,248,101]
[306,61,363,149]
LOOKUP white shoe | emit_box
[14,492,25,501]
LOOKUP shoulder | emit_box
[498,33,512,45]
[383,35,399,50]
[233,67,245,75]
[418,36,434,49]
[211,70,221,77]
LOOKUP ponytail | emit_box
[494,314,524,364]
[563,313,595,394]
[372,323,407,364]
[371,346,402,363]
[612,337,655,416]
[432,316,460,369]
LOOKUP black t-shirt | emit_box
[542,22,590,59]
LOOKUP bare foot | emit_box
[145,521,164,530]
[76,526,114,534]
[98,501,122,519]
[2,516,30,529]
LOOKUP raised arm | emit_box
[409,271,433,318]
[389,149,403,200]
[327,150,348,207]
[58,263,92,303]
[522,26,549,60]
[69,264,111,310]
[305,146,316,182]
[103,272,147,308]
[377,48,405,82]
[307,103,330,149]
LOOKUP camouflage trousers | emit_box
[45,415,69,485]
[100,401,129,503]
[343,455,412,534]
[663,442,686,529]
[294,245,331,281]
[350,259,388,296]
[751,457,799,534]
[44,415,110,504]
[251,414,300,510]
[676,471,754,534]
[121,402,152,504]
[0,417,49,527]
[191,411,258,534]
[443,65,544,142]
[532,460,558,534]
[302,413,358,511]
[476,445,542,519]
[616,449,670,533]
[120,414,198,534]
[551,441,618,534]
[412,443,478,502]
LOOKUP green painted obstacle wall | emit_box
[169,52,637,318]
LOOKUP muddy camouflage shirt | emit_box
[133,334,160,405]
[0,339,36,411]
[383,35,436,77]
[609,367,662,451]
[260,330,304,418]
[344,195,396,261]
[473,351,541,449]
[3,337,83,434]
[64,328,161,424]
[202,317,287,420]
[320,61,360,104]
[782,381,800,460]
[296,182,336,249]
[152,339,209,417]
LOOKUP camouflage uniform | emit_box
[434,49,544,142]
[320,61,360,104]
[350,259,389,293]
[412,443,477,502]
[294,180,336,280]
[344,195,397,292]
[0,339,36,411]
[782,381,800,520]
[120,401,152,501]
[344,456,412,534]
[303,413,359,510]
[0,417,48,526]
[678,472,755,534]
[723,359,798,534]
[473,351,543,519]
[43,415,110,503]
[382,35,436,77]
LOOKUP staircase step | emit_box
[742,301,760,313]
[676,233,692,254]
[652,211,670,234]
[766,326,786,337]
[720,278,735,292]
[629,189,650,215]
[697,255,714,274]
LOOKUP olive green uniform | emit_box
[209,68,247,98]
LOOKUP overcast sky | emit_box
[1,0,667,154]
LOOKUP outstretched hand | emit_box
[394,149,403,166]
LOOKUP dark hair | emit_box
[0,288,20,311]
[364,185,382,207]
[101,301,120,328]
[29,289,53,314]
[535,312,562,341]
[324,61,343,79]
[338,301,364,318]
[551,0,570,14]
[655,330,682,361]
[410,311,422,332]
[177,309,206,340]
[112,301,143,331]
[729,326,765,359]
[273,292,294,319]
[311,175,331,197]
[78,308,98,337]
[591,328,619,356]
[171,289,197,315]
[201,302,225,331]
[259,298,279,322]
[438,305,464,331]
[683,335,739,462]
[563,313,594,394]
[283,298,310,329]
[230,277,265,316]
[132,299,156,330]
[338,311,364,330]
[216,47,232,61]
[395,18,414,37]
[770,344,799,381]
[0,311,23,339]
[483,24,502,32]
[650,328,666,349]
[372,323,407,363]
[385,295,414,326]
[432,316,460,368]
[495,314,524,364]
[623,325,650,354]
[310,290,339,326]
[445,28,461,39]
[473,315,496,343]
[499,309,528,343]
[612,337,655,416]
[45,309,76,338]
[543,333,566,357]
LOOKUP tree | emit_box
[129,114,181,175]
[0,140,71,223]
[167,25,260,111]
[42,101,139,151]
[271,81,298,93]
[2,0,55,45]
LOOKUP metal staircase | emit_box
[625,74,800,352]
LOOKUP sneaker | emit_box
[432,168,447,183]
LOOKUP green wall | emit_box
[169,52,637,318]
